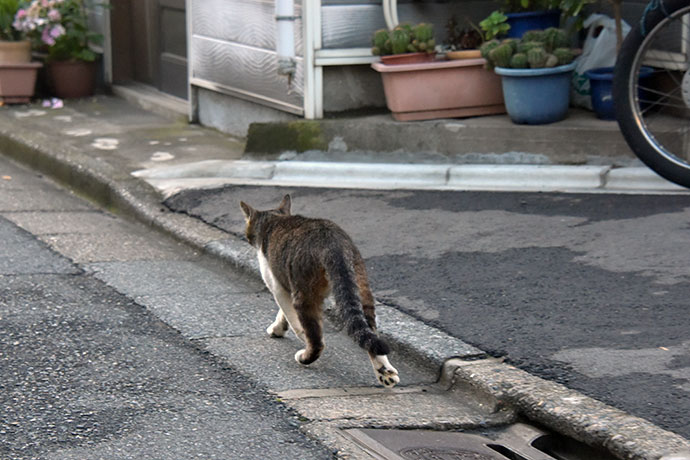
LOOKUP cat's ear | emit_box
[240,201,254,221]
[277,194,291,215]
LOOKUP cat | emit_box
[240,195,400,388]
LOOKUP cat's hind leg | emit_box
[369,353,400,388]
[292,292,324,365]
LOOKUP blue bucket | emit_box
[495,61,576,125]
[506,10,561,38]
[586,66,655,120]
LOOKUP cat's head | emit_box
[239,195,292,247]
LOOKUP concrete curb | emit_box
[2,129,689,459]
[441,359,690,460]
[132,160,688,196]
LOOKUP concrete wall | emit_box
[197,88,298,138]
[189,0,647,136]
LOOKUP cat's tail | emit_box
[322,251,390,356]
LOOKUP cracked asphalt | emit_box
[165,184,690,440]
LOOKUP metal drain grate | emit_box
[344,423,617,460]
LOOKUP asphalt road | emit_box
[0,207,333,458]
[166,185,690,440]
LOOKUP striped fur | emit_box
[240,195,399,387]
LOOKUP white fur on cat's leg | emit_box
[294,349,307,364]
[267,310,288,337]
[370,355,400,388]
[272,286,305,342]
[258,250,305,342]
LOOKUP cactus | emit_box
[501,38,519,54]
[543,27,568,52]
[509,53,528,69]
[544,54,559,68]
[527,46,547,68]
[480,40,500,59]
[553,47,575,66]
[517,40,543,54]
[489,43,515,68]
[522,30,545,43]
[398,23,413,35]
[370,22,436,56]
[371,29,391,56]
[482,27,576,69]
[390,28,411,55]
[413,23,434,43]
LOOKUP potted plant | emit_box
[371,22,505,121]
[13,0,102,99]
[444,16,483,60]
[482,28,578,124]
[501,0,561,38]
[372,23,436,65]
[1,0,29,61]
[0,0,41,103]
[482,0,595,39]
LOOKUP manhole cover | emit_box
[400,446,497,460]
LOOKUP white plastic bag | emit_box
[572,13,631,109]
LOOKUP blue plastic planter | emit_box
[506,10,561,38]
[495,61,576,125]
[585,66,654,120]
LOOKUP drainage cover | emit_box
[344,423,616,460]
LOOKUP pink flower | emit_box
[41,26,55,45]
[41,25,63,45]
[15,9,27,19]
[47,9,60,21]
[50,24,64,38]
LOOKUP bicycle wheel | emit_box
[613,0,690,188]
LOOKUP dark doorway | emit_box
[110,0,188,99]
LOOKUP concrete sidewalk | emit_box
[1,95,689,460]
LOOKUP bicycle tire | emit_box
[613,0,690,188]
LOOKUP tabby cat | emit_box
[240,195,399,387]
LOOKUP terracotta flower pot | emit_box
[48,60,96,99]
[371,58,505,121]
[446,50,482,60]
[380,52,436,65]
[0,62,42,103]
[0,40,32,64]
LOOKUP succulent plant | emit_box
[527,46,547,68]
[413,23,434,43]
[489,43,514,68]
[544,53,559,67]
[522,30,546,43]
[389,28,410,54]
[552,47,575,66]
[483,28,577,69]
[517,40,543,54]
[371,29,392,56]
[371,22,436,57]
[480,40,500,59]
[542,27,568,52]
[501,38,519,54]
[445,16,484,51]
[509,52,528,68]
